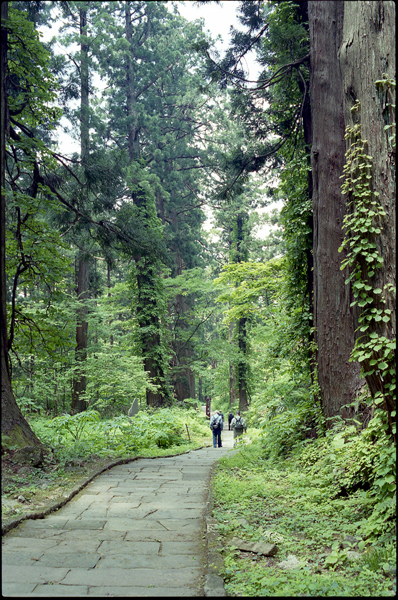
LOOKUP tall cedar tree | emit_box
[338,0,395,437]
[308,0,362,422]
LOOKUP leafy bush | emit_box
[46,410,101,441]
[362,543,396,574]
[257,395,321,459]
[31,405,210,463]
[298,413,396,540]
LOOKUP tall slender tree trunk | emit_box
[107,259,114,346]
[71,7,90,413]
[297,1,316,393]
[308,0,362,424]
[172,250,195,402]
[235,213,249,413]
[125,2,168,407]
[71,254,89,412]
[1,2,43,447]
[1,2,8,409]
[237,316,249,412]
[229,322,238,407]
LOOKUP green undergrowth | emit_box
[30,406,210,463]
[2,407,211,520]
[211,424,396,597]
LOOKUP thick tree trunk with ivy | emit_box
[1,2,43,448]
[173,291,196,402]
[338,0,396,435]
[308,0,362,424]
[135,255,169,408]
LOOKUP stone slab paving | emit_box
[2,429,235,597]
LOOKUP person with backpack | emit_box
[209,410,223,448]
[228,411,234,430]
[230,411,247,446]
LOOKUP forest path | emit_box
[2,429,235,597]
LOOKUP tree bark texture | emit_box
[338,0,395,408]
[71,255,89,412]
[229,322,238,407]
[170,244,195,402]
[308,0,362,423]
[237,316,249,413]
[137,265,168,407]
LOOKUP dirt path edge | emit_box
[204,461,227,597]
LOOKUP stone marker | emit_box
[230,537,277,556]
[278,554,304,569]
[127,398,139,417]
[346,550,362,561]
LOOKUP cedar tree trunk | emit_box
[308,0,362,424]
[338,0,395,418]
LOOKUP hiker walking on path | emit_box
[209,410,223,448]
[230,411,247,446]
[228,411,234,430]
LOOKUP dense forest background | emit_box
[2,0,395,438]
[1,0,395,544]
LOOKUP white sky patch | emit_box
[177,0,260,78]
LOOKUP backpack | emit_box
[234,416,245,431]
[210,414,222,430]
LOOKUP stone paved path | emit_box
[2,430,235,597]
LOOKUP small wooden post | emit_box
[185,424,190,442]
